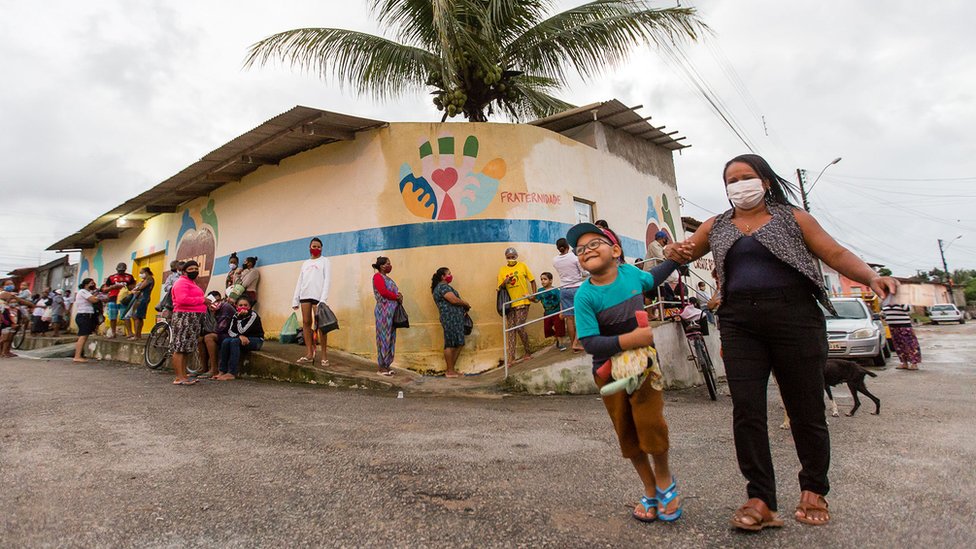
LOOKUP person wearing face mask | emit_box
[225,252,241,289]
[238,256,261,306]
[127,267,155,340]
[71,278,103,363]
[672,153,900,531]
[170,260,207,385]
[292,238,331,365]
[431,267,470,378]
[371,256,403,376]
[497,247,537,364]
[216,298,264,381]
[102,262,136,338]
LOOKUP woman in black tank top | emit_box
[670,154,899,531]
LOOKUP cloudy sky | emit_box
[3,0,975,278]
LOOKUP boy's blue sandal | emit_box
[656,478,683,522]
[632,495,658,523]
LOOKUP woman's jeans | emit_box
[219,337,264,375]
[718,288,829,511]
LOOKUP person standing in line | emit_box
[101,262,136,338]
[71,278,102,363]
[431,267,470,378]
[170,261,207,385]
[239,256,261,306]
[225,253,241,289]
[537,272,566,351]
[371,257,402,376]
[157,261,183,317]
[673,153,899,530]
[497,247,537,364]
[128,267,155,340]
[292,238,331,366]
[552,238,587,352]
[216,297,264,381]
[882,302,921,370]
[49,289,66,337]
[31,292,50,334]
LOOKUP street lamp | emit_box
[807,156,843,194]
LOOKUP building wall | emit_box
[76,122,681,373]
[891,282,951,308]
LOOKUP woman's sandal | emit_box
[656,477,683,522]
[320,359,330,367]
[795,491,829,526]
[296,356,313,364]
[731,498,784,531]
[632,495,658,523]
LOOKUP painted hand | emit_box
[399,134,506,220]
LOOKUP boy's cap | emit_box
[566,222,606,248]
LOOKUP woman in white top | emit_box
[292,237,331,365]
[72,278,102,363]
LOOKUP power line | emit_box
[831,174,976,183]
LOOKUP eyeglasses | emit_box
[574,238,612,256]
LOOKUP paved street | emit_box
[2,324,974,548]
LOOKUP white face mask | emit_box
[726,178,766,209]
[139,273,146,280]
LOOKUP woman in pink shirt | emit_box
[170,260,207,385]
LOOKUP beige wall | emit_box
[76,122,682,373]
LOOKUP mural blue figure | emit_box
[177,209,197,246]
[200,199,218,240]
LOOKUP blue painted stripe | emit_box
[213,219,644,275]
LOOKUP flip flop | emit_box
[632,495,658,523]
[731,498,784,531]
[795,491,829,526]
[320,359,330,367]
[296,356,313,364]
[656,477,683,522]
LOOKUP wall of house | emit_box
[891,282,951,307]
[76,122,682,374]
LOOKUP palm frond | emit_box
[483,0,553,45]
[506,1,706,80]
[500,74,575,121]
[244,28,439,100]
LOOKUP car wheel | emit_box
[960,318,966,325]
[931,321,938,325]
[872,348,887,367]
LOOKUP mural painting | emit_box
[78,244,105,287]
[399,133,506,220]
[173,201,219,290]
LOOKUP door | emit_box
[133,251,166,327]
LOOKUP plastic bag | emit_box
[392,303,409,329]
[280,312,299,343]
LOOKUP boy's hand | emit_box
[619,325,654,350]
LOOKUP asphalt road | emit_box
[2,324,974,548]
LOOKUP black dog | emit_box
[780,359,881,429]
[824,359,880,417]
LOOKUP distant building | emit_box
[5,256,75,293]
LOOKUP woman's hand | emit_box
[707,294,722,311]
[396,293,403,302]
[665,241,695,263]
[240,335,250,346]
[870,276,899,299]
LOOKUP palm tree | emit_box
[245,1,705,122]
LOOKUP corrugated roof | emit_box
[529,99,689,150]
[48,106,386,251]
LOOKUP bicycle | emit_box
[681,315,718,401]
[144,314,204,375]
[11,308,30,350]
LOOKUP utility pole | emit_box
[796,168,810,212]
[938,239,952,288]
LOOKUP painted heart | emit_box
[431,167,458,192]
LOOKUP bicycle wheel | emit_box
[185,348,205,376]
[694,337,718,401]
[144,322,171,369]
[12,323,27,350]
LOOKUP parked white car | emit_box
[929,303,964,324]
[821,298,887,366]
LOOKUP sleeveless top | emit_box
[708,203,835,313]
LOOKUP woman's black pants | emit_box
[718,288,829,511]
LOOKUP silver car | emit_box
[929,303,964,324]
[821,298,887,366]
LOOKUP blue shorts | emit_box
[559,286,578,317]
[106,302,123,320]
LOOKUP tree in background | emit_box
[246,0,704,122]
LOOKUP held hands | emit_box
[664,241,695,263]
[870,276,899,299]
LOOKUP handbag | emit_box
[201,310,217,334]
[392,303,410,329]
[315,302,339,333]
[496,288,510,317]
[463,313,473,336]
